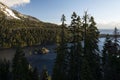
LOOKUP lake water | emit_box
[0,44,57,75]
[0,28,118,76]
[99,29,114,34]
[0,38,106,75]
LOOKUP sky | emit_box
[1,0,120,29]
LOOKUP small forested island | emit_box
[33,47,49,55]
[0,1,120,80]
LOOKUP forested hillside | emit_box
[0,18,64,48]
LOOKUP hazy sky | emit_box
[1,0,120,29]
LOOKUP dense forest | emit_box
[0,17,67,48]
[0,47,50,80]
[52,12,120,80]
[0,12,120,80]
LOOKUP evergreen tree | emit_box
[112,27,119,53]
[102,34,112,67]
[0,59,10,80]
[102,28,120,80]
[68,12,82,80]
[52,12,102,80]
[29,67,39,80]
[52,14,69,80]
[80,58,93,80]
[12,47,29,80]
[41,67,49,80]
[81,12,102,80]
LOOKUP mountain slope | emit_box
[0,2,61,48]
[0,2,58,28]
[0,2,20,19]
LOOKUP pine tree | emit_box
[81,12,102,80]
[112,27,119,53]
[30,67,40,80]
[102,28,120,80]
[52,14,69,80]
[68,12,83,80]
[41,67,49,80]
[12,47,29,80]
[52,12,102,80]
[80,58,93,80]
[102,34,111,65]
[0,59,10,80]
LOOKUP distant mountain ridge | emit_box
[0,1,40,21]
[0,2,58,28]
[0,2,61,48]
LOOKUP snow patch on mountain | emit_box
[0,2,20,20]
[4,8,20,19]
[0,2,40,22]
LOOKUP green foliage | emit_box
[2,11,120,80]
[68,12,101,80]
[0,59,10,80]
[29,67,40,80]
[0,47,40,80]
[68,12,82,80]
[52,14,69,80]
[80,58,93,80]
[41,67,49,80]
[102,28,120,80]
[0,17,65,48]
[0,25,61,48]
[53,12,102,80]
[81,12,101,80]
[69,12,82,43]
[12,47,29,80]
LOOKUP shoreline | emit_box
[100,34,120,38]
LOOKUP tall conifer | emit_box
[12,47,29,80]
[52,14,69,80]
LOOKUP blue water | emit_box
[0,38,106,75]
[99,29,120,34]
[26,38,106,75]
[27,44,56,75]
[0,29,116,75]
